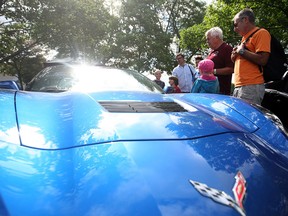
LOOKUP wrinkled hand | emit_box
[231,43,245,62]
[231,46,238,62]
[236,43,245,53]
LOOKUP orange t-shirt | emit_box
[234,27,271,87]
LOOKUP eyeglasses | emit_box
[233,17,245,28]
[176,57,183,60]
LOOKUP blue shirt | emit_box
[191,77,220,94]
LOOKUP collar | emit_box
[242,27,259,42]
[201,74,217,81]
[214,41,225,51]
[179,63,187,68]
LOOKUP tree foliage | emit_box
[1,0,207,78]
[163,0,206,37]
[107,0,173,72]
[1,0,117,83]
[180,0,288,56]
[1,0,287,86]
[104,0,207,72]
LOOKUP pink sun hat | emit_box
[198,59,214,73]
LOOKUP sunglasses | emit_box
[233,17,245,27]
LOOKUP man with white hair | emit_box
[205,27,234,95]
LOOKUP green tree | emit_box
[23,0,116,60]
[1,53,46,88]
[0,0,116,85]
[108,0,207,73]
[163,0,206,37]
[0,0,207,79]
[0,0,39,64]
[180,0,288,55]
[107,0,174,72]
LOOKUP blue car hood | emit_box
[1,91,288,216]
[14,91,259,150]
[1,133,288,216]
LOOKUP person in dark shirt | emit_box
[205,27,234,95]
[153,69,165,89]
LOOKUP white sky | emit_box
[203,0,213,5]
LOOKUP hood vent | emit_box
[99,101,188,113]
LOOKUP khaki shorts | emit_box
[233,84,265,105]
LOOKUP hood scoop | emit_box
[15,92,252,150]
[99,101,188,113]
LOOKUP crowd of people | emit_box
[152,8,271,105]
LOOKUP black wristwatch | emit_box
[239,48,245,55]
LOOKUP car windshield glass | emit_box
[26,64,164,93]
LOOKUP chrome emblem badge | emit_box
[233,171,246,209]
[189,171,246,216]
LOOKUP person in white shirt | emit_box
[172,53,199,93]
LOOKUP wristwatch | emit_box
[239,48,245,55]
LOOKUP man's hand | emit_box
[235,43,245,54]
[231,46,239,62]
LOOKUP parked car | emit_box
[262,71,288,129]
[0,80,21,90]
[0,63,288,216]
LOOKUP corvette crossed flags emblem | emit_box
[189,171,246,216]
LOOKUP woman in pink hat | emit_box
[191,59,219,93]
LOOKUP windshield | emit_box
[26,65,164,93]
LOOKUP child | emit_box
[153,69,165,89]
[192,55,203,70]
[166,76,181,93]
[191,59,219,93]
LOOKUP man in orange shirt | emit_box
[231,8,271,104]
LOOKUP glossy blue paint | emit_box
[1,64,288,215]
[0,134,288,215]
[14,91,261,150]
[0,91,20,145]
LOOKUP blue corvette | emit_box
[0,63,288,216]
